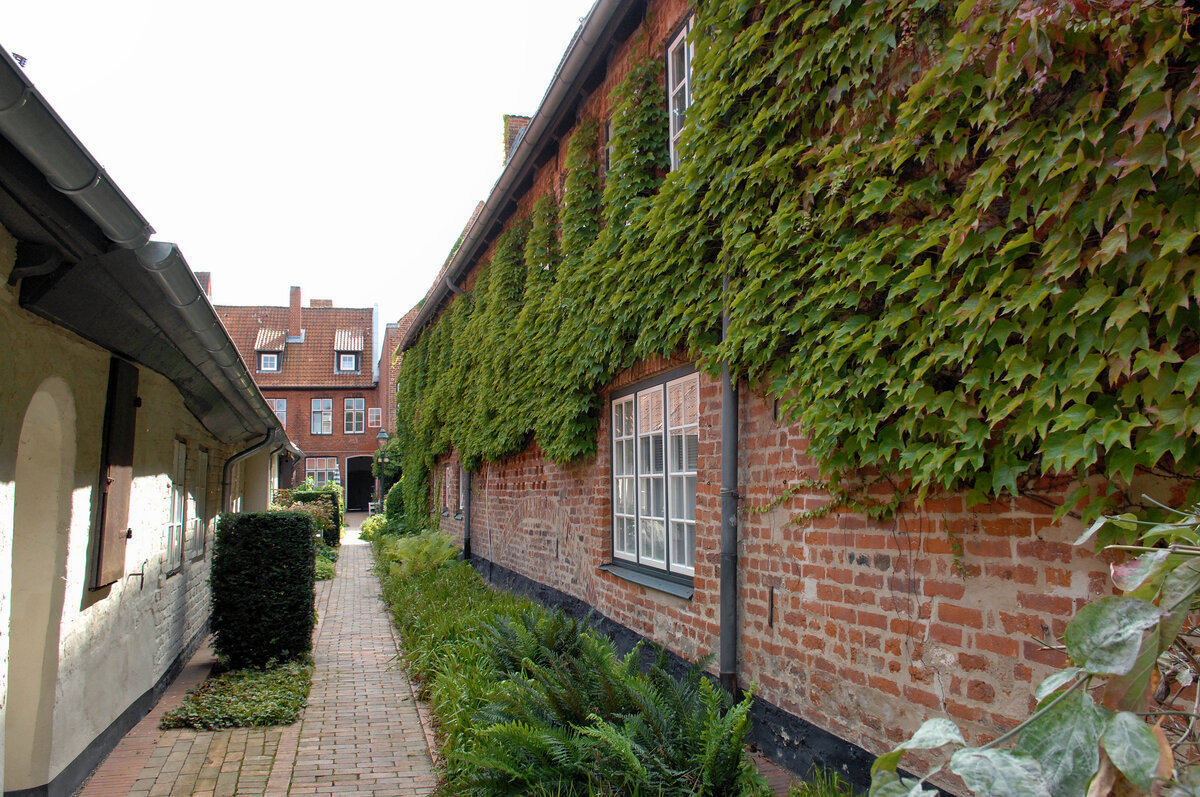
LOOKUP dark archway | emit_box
[345,456,373,512]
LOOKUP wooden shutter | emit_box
[93,358,139,588]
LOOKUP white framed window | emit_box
[337,353,359,372]
[259,352,279,372]
[269,397,287,428]
[306,457,340,488]
[456,466,464,516]
[667,18,694,170]
[345,398,365,434]
[312,398,332,435]
[188,449,210,559]
[611,371,698,576]
[167,439,187,573]
[442,465,451,515]
[368,407,382,428]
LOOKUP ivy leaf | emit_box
[1122,91,1172,144]
[1110,549,1172,593]
[948,749,1051,797]
[1101,711,1161,792]
[1064,596,1162,675]
[1034,667,1082,701]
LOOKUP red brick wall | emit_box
[427,0,1109,787]
[436,357,1106,785]
[263,385,386,486]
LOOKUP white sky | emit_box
[4,0,598,327]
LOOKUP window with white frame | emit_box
[306,457,340,488]
[612,371,698,576]
[442,465,451,515]
[368,407,382,428]
[456,466,464,516]
[667,19,694,170]
[337,353,359,372]
[311,398,332,435]
[259,352,279,372]
[269,397,287,428]
[167,439,187,573]
[345,398,365,434]
[188,449,209,559]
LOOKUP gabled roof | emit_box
[216,303,376,389]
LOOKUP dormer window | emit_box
[337,353,359,373]
[259,352,280,372]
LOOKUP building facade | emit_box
[216,288,388,511]
[0,49,292,796]
[394,1,1199,791]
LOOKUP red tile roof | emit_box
[215,302,375,388]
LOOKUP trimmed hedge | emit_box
[285,489,342,546]
[211,512,316,669]
[384,480,403,520]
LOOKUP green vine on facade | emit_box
[397,1,1200,527]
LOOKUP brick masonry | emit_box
[437,362,1109,791]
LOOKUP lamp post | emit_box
[373,429,391,513]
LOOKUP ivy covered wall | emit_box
[397,0,1200,526]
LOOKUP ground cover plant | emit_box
[374,532,769,796]
[872,501,1200,795]
[159,659,312,731]
[315,539,337,581]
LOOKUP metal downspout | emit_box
[462,470,472,559]
[221,430,276,513]
[719,274,740,695]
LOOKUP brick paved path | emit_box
[79,519,438,797]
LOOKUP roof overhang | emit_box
[0,46,300,453]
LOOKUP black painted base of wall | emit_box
[471,556,880,791]
[5,623,210,797]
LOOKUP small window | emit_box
[188,449,210,560]
[337,353,359,372]
[442,465,451,516]
[166,439,187,574]
[368,407,382,428]
[269,397,287,428]
[667,19,694,170]
[259,352,279,372]
[306,457,340,488]
[345,398,365,434]
[311,398,333,435]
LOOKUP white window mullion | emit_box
[612,397,637,562]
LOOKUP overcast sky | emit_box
[5,0,597,329]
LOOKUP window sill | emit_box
[598,562,693,599]
[454,513,463,521]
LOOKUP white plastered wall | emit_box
[0,225,264,791]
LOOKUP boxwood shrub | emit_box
[211,511,316,669]
[279,488,342,547]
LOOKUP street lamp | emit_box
[373,429,391,513]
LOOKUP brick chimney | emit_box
[503,114,531,163]
[289,286,302,340]
[194,271,212,297]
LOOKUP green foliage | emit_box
[395,1,1200,523]
[375,529,460,579]
[374,542,767,796]
[159,659,312,730]
[211,512,316,670]
[384,479,404,520]
[372,437,402,495]
[314,539,337,581]
[789,767,856,797]
[871,501,1200,796]
[275,486,342,546]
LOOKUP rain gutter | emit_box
[0,47,298,450]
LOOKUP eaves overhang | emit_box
[399,0,648,352]
[0,46,300,453]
